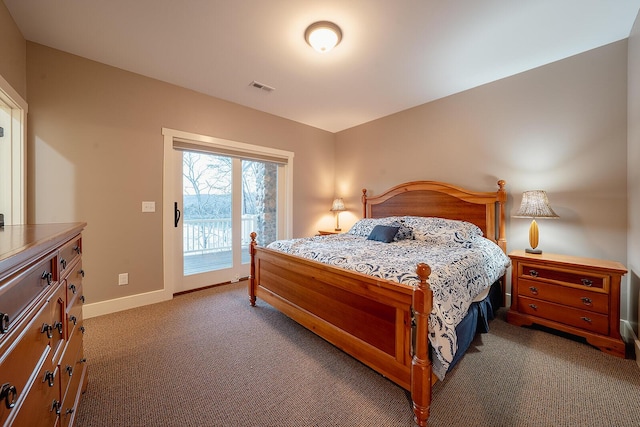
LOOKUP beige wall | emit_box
[336,41,630,318]
[0,1,26,99]
[25,43,335,304]
[628,12,640,337]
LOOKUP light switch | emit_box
[142,201,156,212]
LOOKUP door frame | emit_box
[162,127,294,296]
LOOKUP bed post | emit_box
[496,180,507,253]
[412,262,432,427]
[362,188,368,218]
[249,232,257,307]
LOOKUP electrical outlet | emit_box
[118,273,129,285]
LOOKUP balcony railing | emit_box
[183,215,258,256]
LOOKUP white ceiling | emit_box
[5,1,640,133]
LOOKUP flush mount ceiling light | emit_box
[305,21,342,53]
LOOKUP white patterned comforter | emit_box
[266,217,510,380]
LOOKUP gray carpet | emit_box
[75,282,640,427]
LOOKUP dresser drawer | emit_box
[520,263,605,290]
[65,260,84,306]
[518,296,609,335]
[517,278,608,314]
[5,356,60,427]
[58,237,81,279]
[0,302,52,426]
[59,323,84,406]
[0,255,56,336]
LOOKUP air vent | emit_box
[250,80,275,93]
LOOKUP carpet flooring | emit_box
[74,282,640,427]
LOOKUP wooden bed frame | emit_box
[249,180,507,426]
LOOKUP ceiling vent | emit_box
[250,80,275,93]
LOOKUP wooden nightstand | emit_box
[507,250,627,358]
[317,230,340,235]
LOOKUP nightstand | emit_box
[317,230,340,235]
[507,250,627,358]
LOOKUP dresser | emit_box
[507,250,627,358]
[0,223,87,427]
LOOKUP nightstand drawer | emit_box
[518,278,608,314]
[518,296,609,335]
[520,263,605,290]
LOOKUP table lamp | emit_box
[514,190,559,254]
[330,198,346,231]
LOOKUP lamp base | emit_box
[334,228,341,232]
[525,248,542,254]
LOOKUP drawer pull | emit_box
[41,271,52,285]
[580,297,593,306]
[1,383,17,409]
[41,323,53,339]
[80,326,86,334]
[66,365,73,377]
[80,295,86,304]
[73,245,81,254]
[60,259,67,270]
[581,316,592,323]
[0,313,9,333]
[43,371,55,387]
[54,321,64,335]
[528,286,539,295]
[528,304,538,310]
[69,283,77,294]
[70,315,77,325]
[529,269,539,278]
[51,400,61,415]
[79,269,85,278]
[581,278,593,287]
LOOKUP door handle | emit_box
[174,202,181,228]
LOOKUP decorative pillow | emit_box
[390,220,413,241]
[404,216,482,247]
[367,225,400,243]
[347,217,403,237]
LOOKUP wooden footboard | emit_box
[249,234,433,426]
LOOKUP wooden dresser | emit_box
[0,223,87,427]
[507,250,627,358]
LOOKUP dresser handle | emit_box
[41,271,52,285]
[66,365,73,377]
[51,399,61,415]
[529,269,539,277]
[528,286,539,295]
[70,315,77,326]
[69,283,77,294]
[80,295,86,304]
[73,245,81,254]
[43,371,55,387]
[0,383,17,409]
[79,269,85,278]
[581,316,592,323]
[54,321,64,335]
[41,323,53,339]
[528,304,538,310]
[580,297,593,306]
[581,278,593,287]
[60,259,67,270]
[80,326,86,334]
[0,313,9,333]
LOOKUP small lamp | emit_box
[514,190,559,254]
[330,198,346,231]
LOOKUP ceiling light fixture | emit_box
[305,21,342,53]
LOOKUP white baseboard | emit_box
[82,288,173,319]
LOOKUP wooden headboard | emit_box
[362,180,507,253]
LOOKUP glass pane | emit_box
[182,151,232,275]
[241,159,278,264]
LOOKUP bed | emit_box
[248,180,508,426]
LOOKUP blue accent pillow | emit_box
[367,225,400,243]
